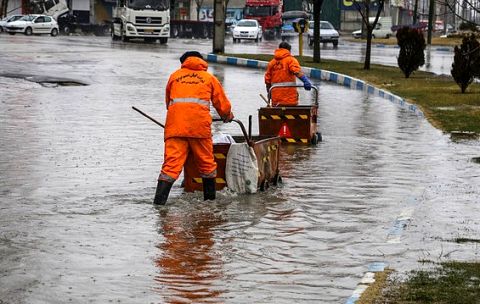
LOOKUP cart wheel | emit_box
[260,180,270,191]
[311,132,322,145]
[272,174,282,186]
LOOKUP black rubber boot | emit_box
[203,178,216,201]
[153,180,173,205]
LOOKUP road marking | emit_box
[346,262,387,304]
[346,196,419,303]
[387,207,415,243]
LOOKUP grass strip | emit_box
[343,36,463,46]
[357,268,393,304]
[228,53,480,135]
[369,262,480,303]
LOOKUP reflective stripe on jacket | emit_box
[264,48,304,106]
[164,56,232,139]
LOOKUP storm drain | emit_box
[37,80,88,87]
[1,73,89,87]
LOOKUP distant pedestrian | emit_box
[154,51,234,205]
[265,41,312,106]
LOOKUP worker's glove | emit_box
[223,112,234,123]
[299,75,312,91]
[266,83,271,92]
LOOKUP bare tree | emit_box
[439,0,480,27]
[353,0,385,69]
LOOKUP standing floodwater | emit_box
[1,36,479,304]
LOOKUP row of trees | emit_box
[396,27,480,93]
[309,0,479,70]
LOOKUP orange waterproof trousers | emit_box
[159,137,216,182]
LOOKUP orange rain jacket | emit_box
[164,56,232,139]
[264,48,305,106]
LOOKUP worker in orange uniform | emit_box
[264,41,312,106]
[154,51,234,205]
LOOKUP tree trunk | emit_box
[364,28,373,69]
[313,0,323,63]
[413,0,419,24]
[1,0,8,17]
[427,0,435,44]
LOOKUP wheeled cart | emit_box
[183,119,281,192]
[258,84,322,144]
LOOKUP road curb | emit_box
[205,53,424,118]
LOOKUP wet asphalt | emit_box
[0,34,479,303]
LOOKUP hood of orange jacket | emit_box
[273,48,292,61]
[181,56,208,71]
[164,57,232,139]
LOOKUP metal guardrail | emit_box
[267,84,319,107]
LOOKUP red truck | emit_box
[243,0,283,39]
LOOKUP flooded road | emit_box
[1,36,479,303]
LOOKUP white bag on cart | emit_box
[225,143,259,194]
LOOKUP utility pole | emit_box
[213,0,225,54]
[89,0,95,25]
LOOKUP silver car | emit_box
[6,14,59,36]
[307,21,339,47]
[0,14,24,32]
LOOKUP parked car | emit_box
[307,20,340,47]
[352,17,393,39]
[232,19,262,43]
[0,14,24,32]
[6,14,59,36]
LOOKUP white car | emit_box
[307,20,340,47]
[6,14,59,36]
[232,19,262,43]
[352,17,393,39]
[352,29,362,39]
[0,14,24,32]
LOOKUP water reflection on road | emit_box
[0,35,478,304]
[154,207,225,303]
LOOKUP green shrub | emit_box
[451,34,480,93]
[396,27,426,78]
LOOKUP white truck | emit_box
[29,0,75,34]
[111,0,170,43]
[30,0,68,19]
